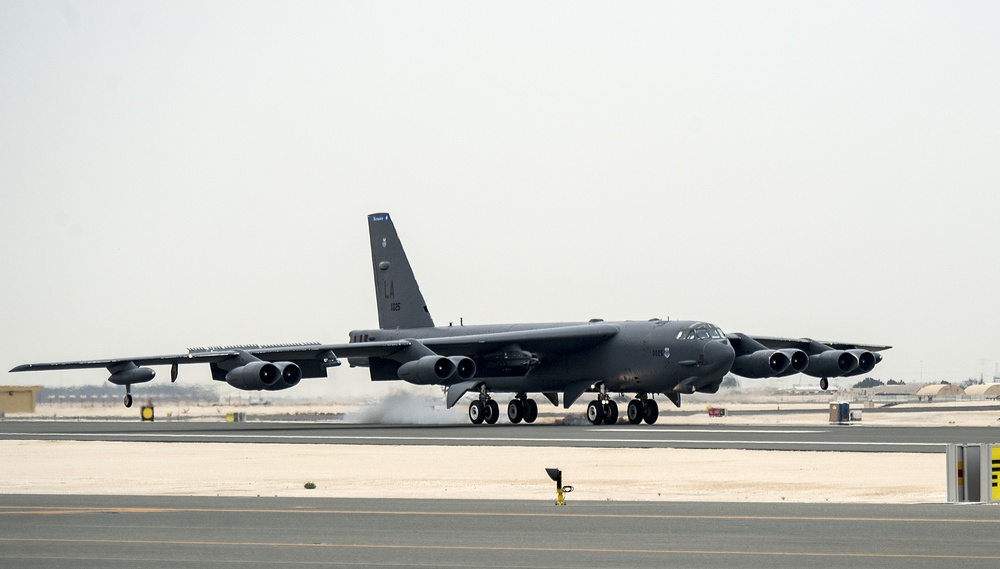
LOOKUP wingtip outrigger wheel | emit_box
[124,384,133,408]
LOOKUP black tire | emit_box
[643,399,659,424]
[507,399,523,424]
[586,400,604,425]
[484,399,500,424]
[820,378,829,391]
[523,399,539,423]
[603,400,619,425]
[627,399,643,424]
[124,394,133,408]
[469,400,485,424]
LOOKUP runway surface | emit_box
[2,495,998,569]
[1,421,997,453]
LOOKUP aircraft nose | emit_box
[703,339,736,373]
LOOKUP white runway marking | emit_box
[2,431,942,447]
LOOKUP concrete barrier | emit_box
[947,443,1000,503]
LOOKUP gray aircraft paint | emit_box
[10,212,889,424]
[368,213,434,330]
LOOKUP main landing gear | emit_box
[468,387,539,425]
[626,395,658,425]
[586,384,619,425]
[507,392,539,424]
[585,386,660,425]
[468,384,500,425]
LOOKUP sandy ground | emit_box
[0,440,943,504]
[4,397,983,504]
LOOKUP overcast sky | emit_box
[2,1,998,398]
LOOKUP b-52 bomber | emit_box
[12,213,890,425]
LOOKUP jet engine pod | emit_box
[729,350,790,378]
[777,349,809,375]
[803,350,859,378]
[448,356,477,380]
[397,355,456,385]
[108,365,156,386]
[267,362,302,390]
[844,349,877,376]
[225,361,281,390]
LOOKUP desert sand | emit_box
[0,440,943,503]
[3,396,980,503]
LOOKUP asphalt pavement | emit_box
[2,495,998,569]
[2,420,998,453]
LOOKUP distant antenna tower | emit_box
[994,363,999,382]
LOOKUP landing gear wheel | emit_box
[627,400,643,424]
[469,400,485,424]
[484,400,500,424]
[507,400,524,424]
[603,400,619,425]
[819,378,829,391]
[586,400,605,425]
[523,399,538,423]
[124,394,133,408]
[643,399,659,424]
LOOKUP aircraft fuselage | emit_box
[350,319,736,397]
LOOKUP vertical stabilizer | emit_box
[368,213,435,329]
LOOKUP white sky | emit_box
[2,1,999,396]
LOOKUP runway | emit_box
[1,420,997,453]
[2,495,998,569]
[2,418,991,562]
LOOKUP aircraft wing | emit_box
[8,322,619,381]
[746,335,892,352]
[419,323,620,356]
[10,352,232,372]
[10,341,411,377]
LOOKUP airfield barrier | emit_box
[946,443,1000,503]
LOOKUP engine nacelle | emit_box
[225,361,281,390]
[266,362,302,390]
[803,350,859,378]
[108,365,156,386]
[729,350,790,378]
[448,356,476,380]
[397,356,456,385]
[776,349,809,376]
[843,349,878,376]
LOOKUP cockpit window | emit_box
[681,323,725,340]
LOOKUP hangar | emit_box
[915,384,965,401]
[964,383,1000,399]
